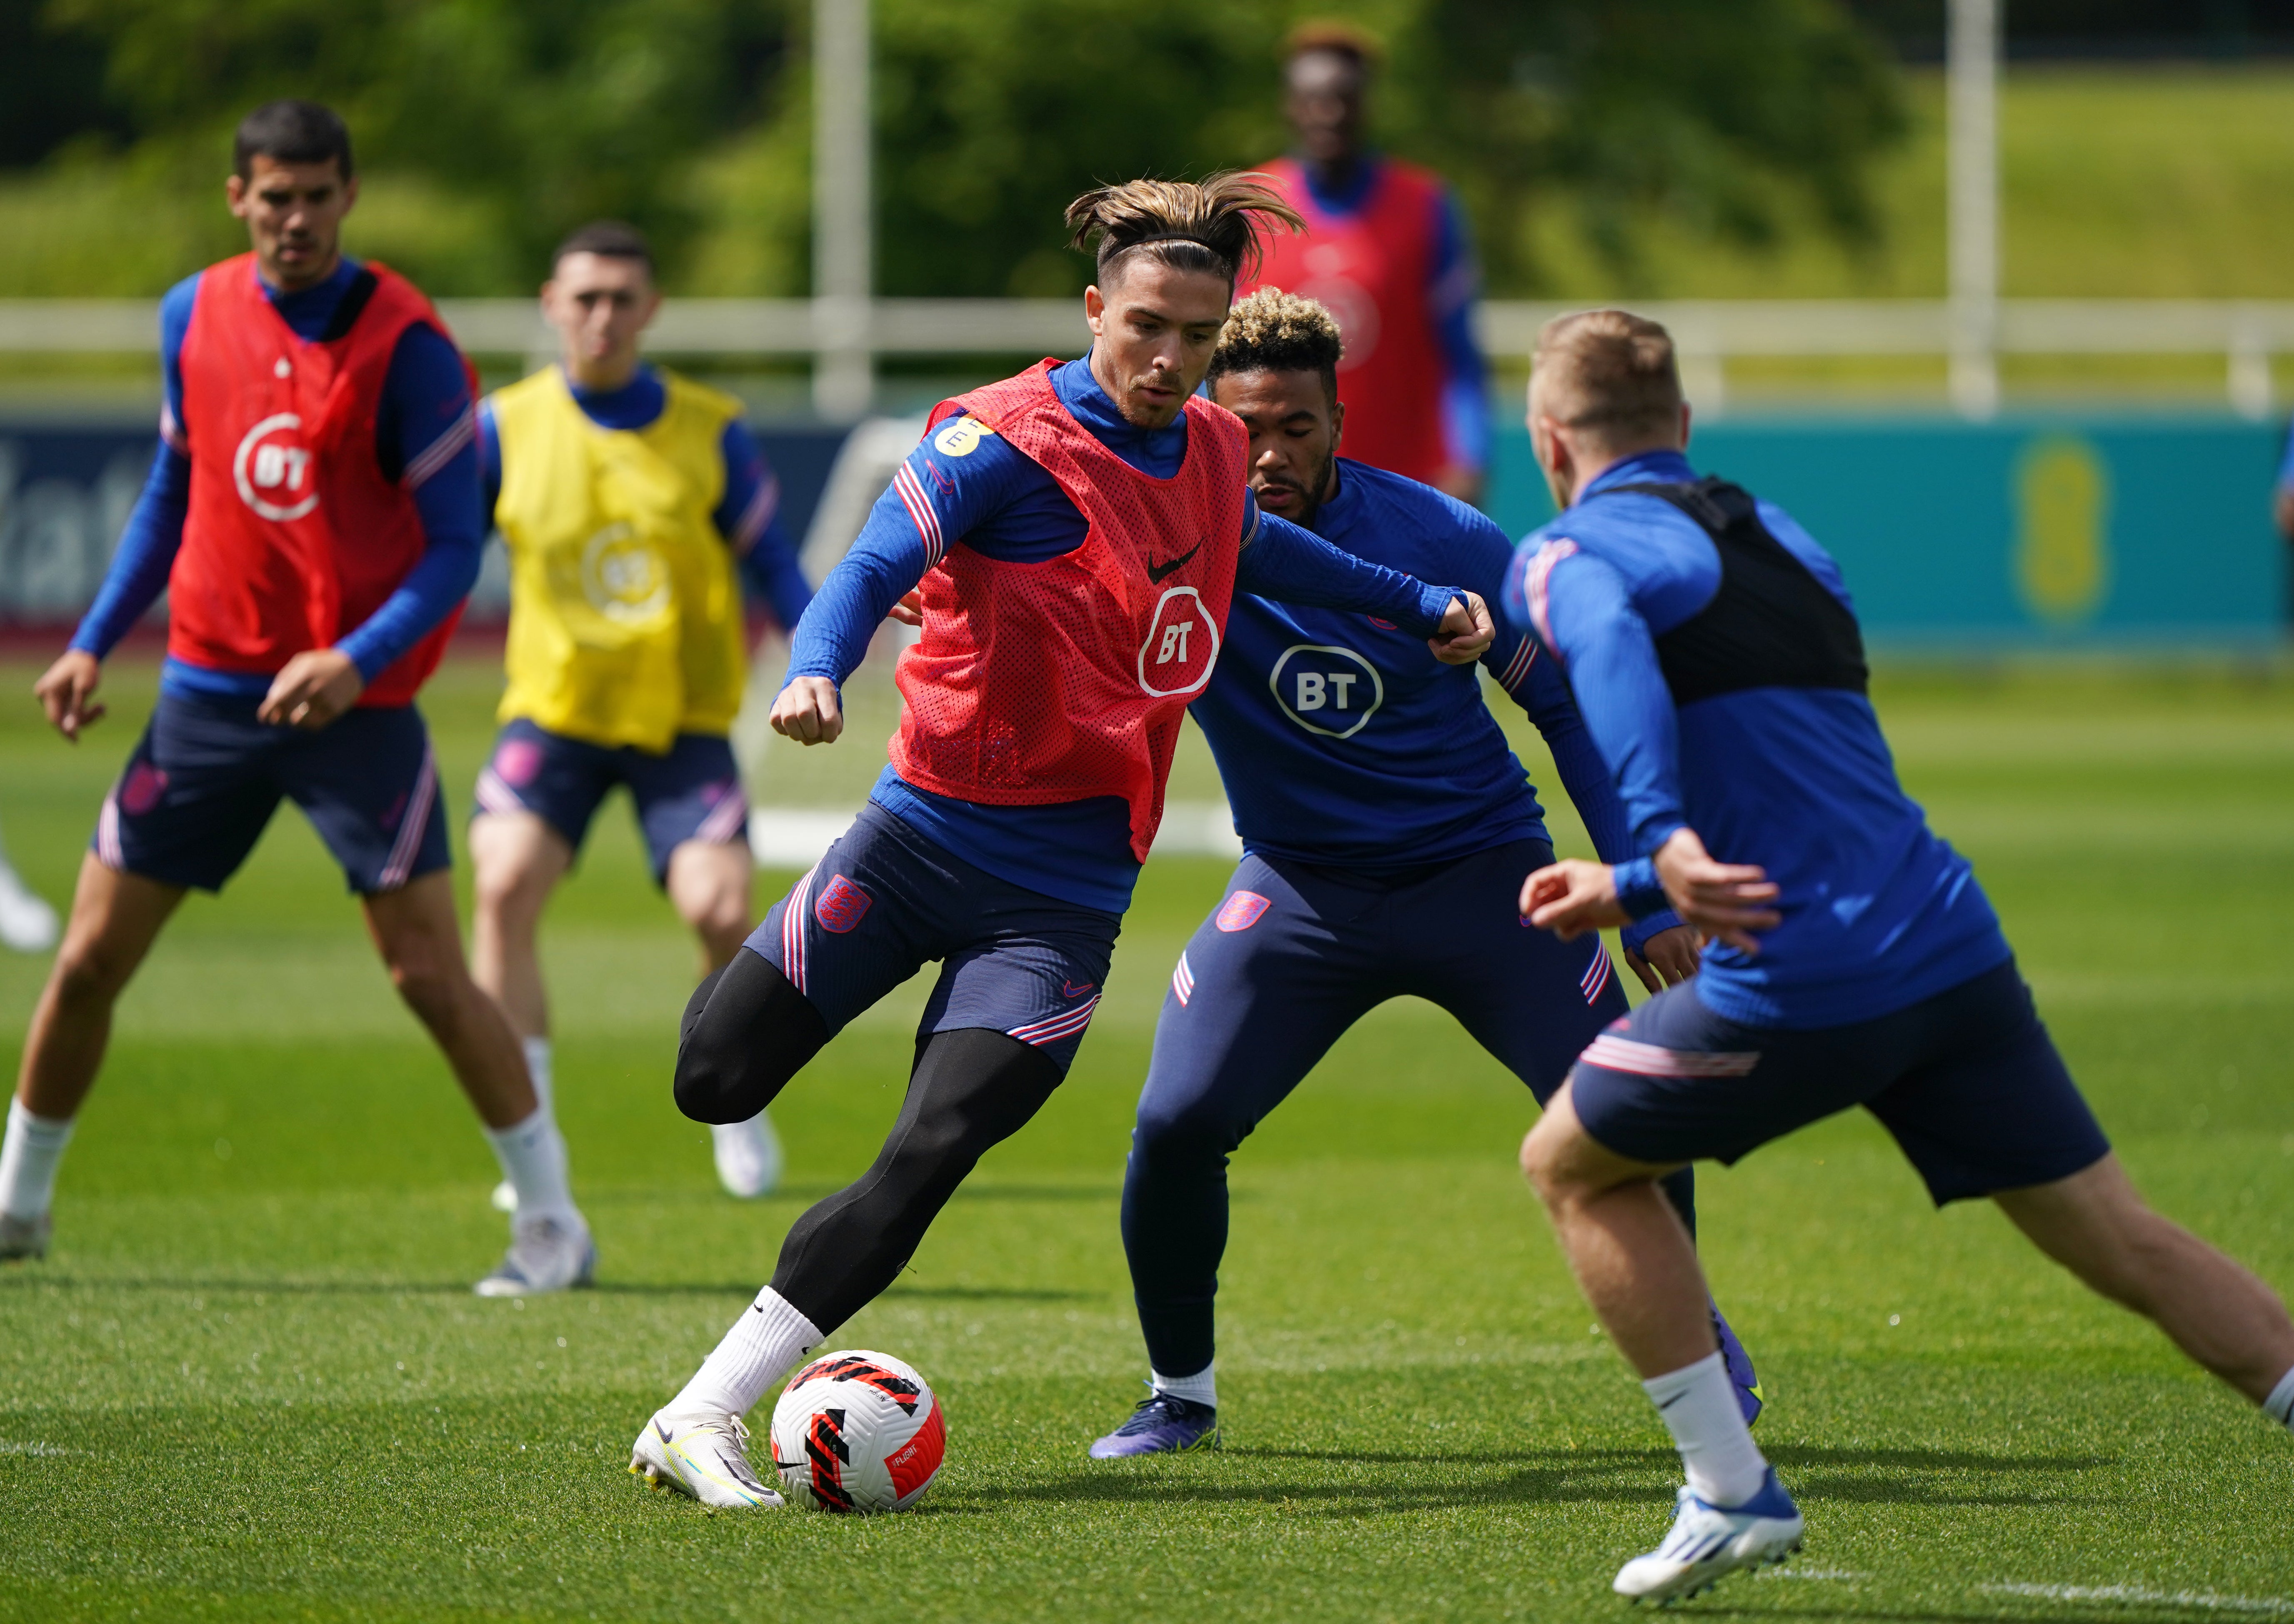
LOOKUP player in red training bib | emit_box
[1244,25,1490,503]
[628,174,1496,1507]
[5,102,591,1297]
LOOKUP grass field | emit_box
[1,655,2291,1622]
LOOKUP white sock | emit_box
[670,1286,823,1417]
[482,1104,577,1228]
[1152,1364,1217,1408]
[1643,1350,1769,1507]
[0,1099,74,1222]
[521,1037,553,1114]
[2265,1365,2294,1429]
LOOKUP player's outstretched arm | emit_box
[771,675,844,746]
[34,649,105,742]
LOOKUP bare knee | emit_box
[383,938,467,1025]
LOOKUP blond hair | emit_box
[1532,309,1684,448]
[1207,287,1344,400]
[1064,172,1304,289]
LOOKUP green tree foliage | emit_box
[40,0,793,280]
[15,0,1900,297]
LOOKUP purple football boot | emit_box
[1089,1389,1220,1458]
[1713,1305,1764,1427]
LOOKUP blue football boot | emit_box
[1613,1467,1803,1602]
[1089,1389,1220,1459]
[1713,1305,1764,1427]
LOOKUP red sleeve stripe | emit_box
[891,461,945,569]
[1497,635,1538,692]
[1523,538,1579,660]
[732,470,782,553]
[402,404,476,491]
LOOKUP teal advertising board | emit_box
[1486,415,2290,647]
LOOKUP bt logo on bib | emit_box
[233,413,319,522]
[1137,586,1221,698]
[1269,644,1383,739]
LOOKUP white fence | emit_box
[3,297,2290,417]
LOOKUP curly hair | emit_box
[1063,172,1304,290]
[1206,287,1344,403]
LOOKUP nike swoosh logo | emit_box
[655,1420,674,1443]
[1061,980,1094,998]
[1146,542,1201,583]
[1657,1392,1688,1410]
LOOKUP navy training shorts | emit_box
[1143,838,1629,1138]
[94,689,449,896]
[474,718,748,886]
[1568,957,2111,1204]
[746,800,1120,1074]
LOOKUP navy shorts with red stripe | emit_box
[94,690,448,895]
[1569,956,2111,1204]
[746,800,1119,1073]
[474,719,748,886]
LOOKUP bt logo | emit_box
[1137,586,1220,698]
[1269,643,1383,739]
[233,413,319,521]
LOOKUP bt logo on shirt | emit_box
[1269,644,1383,739]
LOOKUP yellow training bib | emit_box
[489,367,749,752]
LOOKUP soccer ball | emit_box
[768,1349,946,1512]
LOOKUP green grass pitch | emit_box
[0,655,2289,1622]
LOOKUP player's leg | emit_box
[1997,1157,2294,1404]
[640,823,1110,1506]
[643,734,780,1199]
[469,721,613,1136]
[4,693,276,1259]
[2,858,183,1258]
[636,805,959,1506]
[1411,839,1757,1419]
[1097,859,1375,1455]
[1864,964,2294,1412]
[290,705,588,1294]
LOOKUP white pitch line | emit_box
[1981,1584,2294,1616]
[1756,1567,1866,1582]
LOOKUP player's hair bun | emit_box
[1063,173,1304,288]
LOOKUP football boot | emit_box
[1614,1468,1803,1604]
[630,1408,784,1508]
[1089,1390,1220,1458]
[712,1112,783,1200]
[473,1214,595,1297]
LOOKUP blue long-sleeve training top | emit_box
[1501,448,2010,1028]
[70,256,484,698]
[1193,456,1680,952]
[788,354,1461,914]
[476,363,813,632]
[1296,156,1491,478]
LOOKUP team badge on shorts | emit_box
[814,874,874,934]
[1216,890,1272,933]
[120,762,169,816]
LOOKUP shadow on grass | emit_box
[982,1443,2115,1518]
[0,1274,1098,1304]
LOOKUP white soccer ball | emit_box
[768,1349,946,1512]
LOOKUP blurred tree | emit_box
[1378,0,1907,292]
[42,0,796,282]
[19,0,1900,298]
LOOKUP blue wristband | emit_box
[1614,857,1668,922]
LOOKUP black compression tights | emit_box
[673,947,1066,1334]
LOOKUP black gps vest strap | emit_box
[1611,477,1868,707]
[315,268,381,344]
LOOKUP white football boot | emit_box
[1614,1469,1804,1603]
[473,1213,595,1297]
[0,864,58,954]
[711,1111,782,1199]
[489,1179,517,1214]
[630,1408,785,1508]
[0,1212,50,1262]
